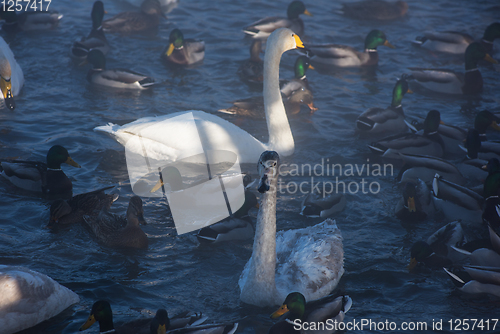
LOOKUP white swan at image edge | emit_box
[0,36,24,110]
[94,28,302,164]
[0,265,80,334]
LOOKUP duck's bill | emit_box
[156,323,167,334]
[308,64,315,70]
[490,121,500,131]
[407,88,414,94]
[1,77,14,111]
[407,258,418,272]
[303,9,313,16]
[407,196,416,212]
[151,179,164,193]
[293,34,304,49]
[79,314,96,330]
[308,102,318,113]
[166,43,175,57]
[484,54,498,64]
[65,156,81,168]
[270,304,289,319]
[384,40,396,49]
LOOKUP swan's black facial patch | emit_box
[258,174,270,193]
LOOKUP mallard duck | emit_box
[0,265,79,334]
[86,49,155,89]
[220,56,317,118]
[0,145,81,198]
[305,30,395,67]
[196,190,258,244]
[432,173,483,224]
[243,1,312,40]
[102,0,164,34]
[239,151,344,306]
[356,75,412,135]
[0,36,24,110]
[340,0,408,21]
[408,42,498,95]
[95,29,304,163]
[463,129,500,161]
[269,292,352,334]
[395,179,434,222]
[408,222,465,272]
[0,8,62,32]
[238,40,264,85]
[300,189,346,218]
[48,186,118,228]
[368,109,444,159]
[83,196,148,249]
[483,158,500,199]
[80,301,208,334]
[396,153,466,185]
[161,28,205,66]
[413,22,500,55]
[70,1,110,66]
[218,88,315,119]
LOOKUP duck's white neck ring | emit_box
[47,168,62,171]
[393,104,402,109]
[465,68,479,73]
[299,75,306,80]
[176,45,184,50]
[365,49,377,53]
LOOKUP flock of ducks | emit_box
[0,0,499,333]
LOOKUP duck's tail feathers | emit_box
[412,36,427,46]
[139,77,156,87]
[217,108,236,115]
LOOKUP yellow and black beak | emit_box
[270,304,290,319]
[65,156,81,168]
[384,40,395,49]
[407,196,416,213]
[293,34,304,49]
[151,178,164,193]
[303,9,313,16]
[408,258,418,272]
[490,121,500,131]
[1,77,14,111]
[79,313,96,331]
[484,53,498,64]
[156,323,167,334]
[165,43,175,57]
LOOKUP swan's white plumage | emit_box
[95,28,297,164]
[239,219,344,304]
[95,111,268,163]
[0,265,79,334]
[0,37,24,96]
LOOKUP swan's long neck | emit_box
[241,173,278,305]
[263,38,294,156]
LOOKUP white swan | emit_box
[94,28,301,163]
[239,151,344,306]
[0,37,24,111]
[0,265,80,334]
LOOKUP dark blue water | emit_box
[1,0,499,333]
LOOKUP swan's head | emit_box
[257,151,280,193]
[268,28,304,54]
